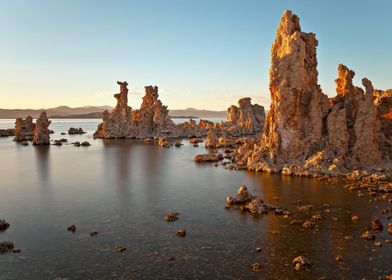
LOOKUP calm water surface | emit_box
[0,119,391,279]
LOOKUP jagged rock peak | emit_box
[278,10,301,35]
[335,64,356,96]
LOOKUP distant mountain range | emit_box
[0,106,227,119]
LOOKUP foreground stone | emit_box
[0,220,10,231]
[292,255,311,271]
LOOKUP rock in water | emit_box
[0,219,10,231]
[94,81,137,139]
[14,116,35,141]
[205,130,217,148]
[94,82,177,139]
[68,127,85,135]
[33,111,51,145]
[227,97,265,135]
[234,10,390,177]
[249,10,329,172]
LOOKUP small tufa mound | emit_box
[0,241,15,254]
[176,229,186,237]
[0,219,10,231]
[225,185,279,216]
[67,224,76,233]
[292,255,311,271]
[164,212,179,222]
[115,245,126,253]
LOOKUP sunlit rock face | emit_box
[14,116,36,141]
[227,98,265,134]
[94,82,177,139]
[240,10,390,176]
[373,88,392,159]
[94,81,137,139]
[134,86,177,138]
[33,111,51,145]
[248,10,329,172]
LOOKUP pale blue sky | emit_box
[0,0,391,110]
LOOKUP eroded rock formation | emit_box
[233,10,391,177]
[227,98,265,134]
[133,86,177,137]
[94,81,137,138]
[94,82,177,139]
[14,116,35,141]
[33,111,51,145]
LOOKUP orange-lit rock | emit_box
[233,10,391,178]
[14,116,35,141]
[33,111,51,145]
[227,98,265,135]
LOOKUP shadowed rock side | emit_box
[95,82,265,139]
[33,111,51,145]
[233,10,391,178]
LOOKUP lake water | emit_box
[0,119,391,279]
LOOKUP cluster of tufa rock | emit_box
[13,112,51,145]
[94,82,177,139]
[232,10,392,178]
[225,185,278,215]
[94,81,266,139]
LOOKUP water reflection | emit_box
[34,145,51,188]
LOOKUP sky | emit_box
[0,0,391,110]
